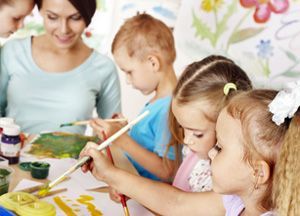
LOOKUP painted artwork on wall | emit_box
[174,0,300,88]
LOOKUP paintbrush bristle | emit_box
[59,123,73,127]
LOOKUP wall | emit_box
[174,0,300,89]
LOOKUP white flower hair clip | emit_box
[268,80,300,126]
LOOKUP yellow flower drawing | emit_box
[201,0,223,12]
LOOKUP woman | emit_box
[0,0,121,134]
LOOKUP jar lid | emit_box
[2,124,20,136]
[0,117,14,126]
[19,162,32,171]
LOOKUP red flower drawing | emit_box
[240,0,289,23]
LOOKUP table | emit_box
[6,144,155,215]
[9,145,138,191]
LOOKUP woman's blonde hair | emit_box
[166,55,252,168]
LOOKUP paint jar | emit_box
[0,166,14,195]
[0,118,14,140]
[30,162,50,179]
[0,124,21,165]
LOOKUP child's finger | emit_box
[111,113,128,126]
[109,187,121,203]
[93,118,111,128]
[80,142,99,171]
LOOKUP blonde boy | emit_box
[90,13,177,181]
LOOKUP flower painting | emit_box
[174,0,300,88]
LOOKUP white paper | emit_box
[14,179,154,216]
[20,157,107,189]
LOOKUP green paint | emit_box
[0,168,11,195]
[30,162,50,179]
[26,132,98,159]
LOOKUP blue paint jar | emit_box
[0,124,21,164]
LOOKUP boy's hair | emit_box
[167,55,252,167]
[111,13,176,65]
[34,0,96,26]
[0,0,13,8]
[225,89,294,212]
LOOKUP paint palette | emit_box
[25,132,98,159]
[0,192,56,216]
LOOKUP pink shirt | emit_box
[172,149,212,192]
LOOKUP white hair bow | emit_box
[268,80,300,126]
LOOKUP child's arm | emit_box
[115,134,175,180]
[80,142,225,216]
[90,119,175,180]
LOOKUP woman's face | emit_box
[171,100,216,159]
[39,0,86,49]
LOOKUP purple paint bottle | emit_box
[0,124,21,164]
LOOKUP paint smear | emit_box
[53,196,77,216]
[77,195,103,216]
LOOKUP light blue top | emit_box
[128,96,175,180]
[0,37,121,134]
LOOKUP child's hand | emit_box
[111,113,128,126]
[80,142,114,181]
[90,118,125,141]
[108,186,122,203]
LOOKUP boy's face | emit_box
[208,108,254,196]
[0,0,34,38]
[171,100,216,159]
[113,47,160,95]
[39,0,86,49]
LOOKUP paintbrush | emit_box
[103,132,130,216]
[19,188,68,206]
[60,118,127,128]
[36,188,67,198]
[39,110,149,195]
[16,177,70,193]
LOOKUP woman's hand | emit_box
[80,142,114,181]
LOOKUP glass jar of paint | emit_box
[0,124,21,164]
[0,118,14,140]
[0,166,13,195]
[30,162,50,179]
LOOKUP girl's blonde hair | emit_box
[226,89,295,212]
[0,0,13,7]
[273,111,300,215]
[167,55,252,168]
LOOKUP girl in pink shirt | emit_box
[81,66,291,215]
[169,56,252,192]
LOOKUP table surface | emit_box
[9,145,138,191]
